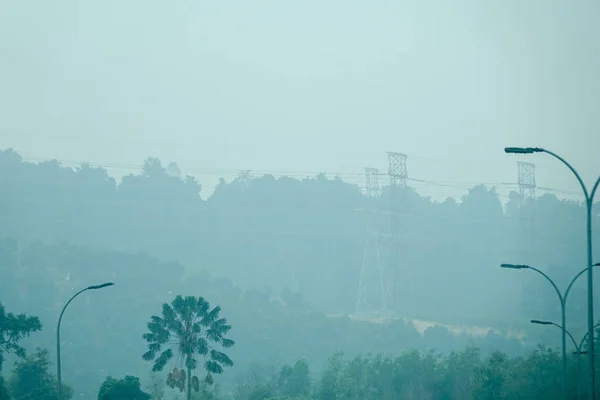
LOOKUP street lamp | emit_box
[56,282,114,400]
[531,319,579,350]
[573,321,600,356]
[505,146,600,399]
[500,263,600,398]
[533,320,600,400]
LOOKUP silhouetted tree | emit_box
[7,347,73,400]
[0,304,41,371]
[97,375,151,400]
[142,295,235,400]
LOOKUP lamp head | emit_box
[87,282,114,290]
[504,147,543,154]
[530,319,553,326]
[500,263,528,270]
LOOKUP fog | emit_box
[1,1,600,399]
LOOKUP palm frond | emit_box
[200,305,221,327]
[210,319,231,336]
[185,355,198,370]
[152,348,174,372]
[162,303,183,334]
[156,327,171,344]
[192,322,202,334]
[142,342,162,361]
[184,296,197,320]
[196,337,209,356]
[148,342,161,353]
[147,313,173,345]
[171,295,185,310]
[212,317,227,327]
[210,350,234,367]
[197,297,210,316]
[205,328,222,343]
[205,360,224,375]
[175,296,195,327]
[142,350,155,361]
[146,320,163,333]
[142,332,155,342]
[221,338,235,348]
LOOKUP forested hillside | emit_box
[0,239,533,398]
[1,148,598,329]
[1,147,600,398]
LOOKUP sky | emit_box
[1,0,599,201]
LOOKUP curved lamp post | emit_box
[505,146,600,399]
[532,320,600,400]
[501,263,600,398]
[572,321,600,356]
[57,282,114,400]
[531,319,580,352]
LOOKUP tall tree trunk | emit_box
[187,367,192,400]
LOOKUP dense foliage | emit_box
[234,346,578,400]
[0,240,537,397]
[97,375,151,400]
[6,347,73,400]
[1,149,598,327]
[0,304,41,372]
[1,148,599,398]
[0,376,9,400]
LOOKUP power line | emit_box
[8,156,585,197]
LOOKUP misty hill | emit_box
[0,239,532,398]
[0,148,598,330]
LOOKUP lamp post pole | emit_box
[501,263,600,398]
[534,321,600,400]
[56,282,114,400]
[532,320,600,400]
[505,146,600,399]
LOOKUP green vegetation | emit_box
[142,295,235,400]
[232,345,600,400]
[0,149,599,398]
[0,304,42,372]
[1,149,598,327]
[6,348,73,400]
[0,239,531,397]
[98,375,151,400]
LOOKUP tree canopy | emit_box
[6,347,73,400]
[0,149,597,328]
[97,375,151,400]
[0,239,537,397]
[0,303,41,372]
[0,148,599,398]
[142,295,235,399]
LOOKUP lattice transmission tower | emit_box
[388,152,408,315]
[517,161,541,315]
[355,167,387,315]
[518,162,536,259]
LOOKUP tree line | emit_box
[0,148,598,328]
[0,292,233,400]
[0,239,558,398]
[3,297,600,399]
[1,147,600,398]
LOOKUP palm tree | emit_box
[142,295,235,400]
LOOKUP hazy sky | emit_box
[1,0,599,201]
